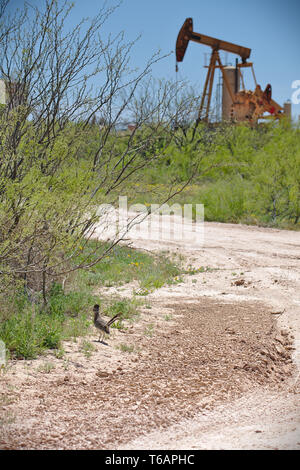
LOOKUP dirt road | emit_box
[1,215,300,449]
[115,214,300,449]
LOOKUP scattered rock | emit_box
[280,329,289,337]
[260,349,269,356]
[270,309,285,315]
[225,327,236,334]
[275,335,284,345]
[96,370,110,378]
[274,344,286,357]
[232,279,245,286]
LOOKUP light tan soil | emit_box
[1,216,300,449]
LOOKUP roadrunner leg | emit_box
[98,332,104,342]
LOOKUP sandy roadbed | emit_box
[1,217,300,449]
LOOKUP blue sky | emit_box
[9,0,300,119]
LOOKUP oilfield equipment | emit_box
[176,18,287,125]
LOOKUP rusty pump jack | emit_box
[176,18,283,124]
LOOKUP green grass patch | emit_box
[79,339,96,358]
[0,305,92,359]
[37,361,55,374]
[118,343,135,353]
[0,240,183,359]
[144,323,155,337]
[75,241,182,291]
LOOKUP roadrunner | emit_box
[93,304,121,343]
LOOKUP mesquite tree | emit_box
[0,0,197,302]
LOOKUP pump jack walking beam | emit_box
[176,18,251,64]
